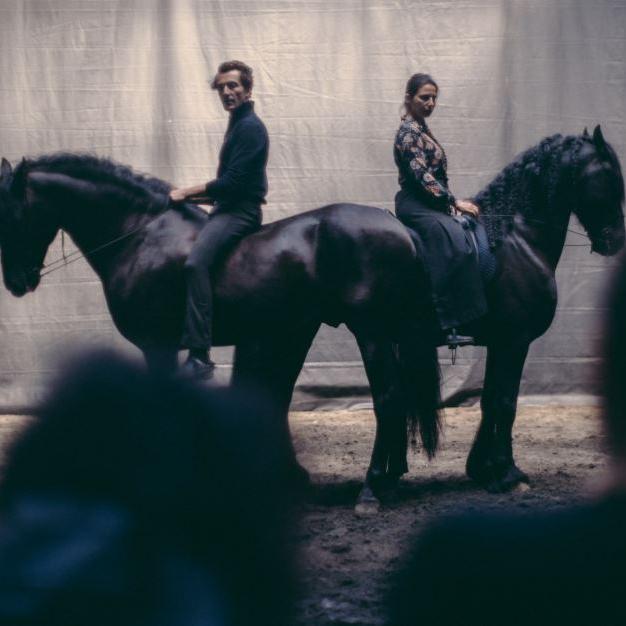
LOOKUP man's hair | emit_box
[211,60,254,91]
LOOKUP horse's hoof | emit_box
[486,465,530,493]
[354,486,381,516]
[467,453,531,493]
[513,482,531,493]
[466,464,489,484]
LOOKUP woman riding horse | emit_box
[394,73,487,347]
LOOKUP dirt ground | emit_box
[289,405,607,626]
[0,405,608,626]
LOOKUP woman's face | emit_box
[407,83,438,120]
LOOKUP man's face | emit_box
[214,70,250,112]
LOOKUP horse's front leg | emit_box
[354,335,409,514]
[466,341,530,493]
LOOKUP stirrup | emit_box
[447,329,474,366]
[446,328,474,350]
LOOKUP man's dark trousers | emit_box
[181,202,261,350]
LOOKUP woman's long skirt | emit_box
[395,189,488,330]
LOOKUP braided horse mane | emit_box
[474,134,587,248]
[11,152,171,213]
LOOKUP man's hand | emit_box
[455,199,480,217]
[169,188,188,203]
[170,184,208,204]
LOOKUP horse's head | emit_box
[0,158,60,296]
[572,126,625,256]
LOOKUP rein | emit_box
[37,209,601,281]
[465,212,601,249]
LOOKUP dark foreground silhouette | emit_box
[0,351,297,626]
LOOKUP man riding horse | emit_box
[169,60,269,379]
[169,63,486,381]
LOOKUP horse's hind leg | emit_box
[231,322,321,490]
[466,341,530,493]
[354,334,409,513]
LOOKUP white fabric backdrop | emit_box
[0,0,625,409]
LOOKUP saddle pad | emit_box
[458,215,497,284]
[391,208,497,285]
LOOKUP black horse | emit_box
[0,126,623,506]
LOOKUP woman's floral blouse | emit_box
[393,114,456,212]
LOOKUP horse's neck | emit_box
[508,208,570,271]
[487,145,573,271]
[43,175,154,276]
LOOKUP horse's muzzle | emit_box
[6,267,40,296]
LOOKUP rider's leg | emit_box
[395,193,486,345]
[181,207,260,377]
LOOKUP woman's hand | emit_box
[455,199,480,217]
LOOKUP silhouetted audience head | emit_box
[0,350,296,626]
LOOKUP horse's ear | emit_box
[582,127,590,138]
[1,158,12,180]
[592,124,606,149]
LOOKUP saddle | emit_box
[394,210,497,285]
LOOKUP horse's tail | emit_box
[396,332,442,459]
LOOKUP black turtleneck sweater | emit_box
[204,100,269,207]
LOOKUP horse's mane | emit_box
[13,152,172,213]
[475,134,586,248]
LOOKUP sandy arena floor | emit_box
[0,405,608,626]
[289,405,607,625]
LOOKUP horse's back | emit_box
[215,203,422,333]
[153,201,412,272]
[110,202,422,347]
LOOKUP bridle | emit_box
[30,194,172,280]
